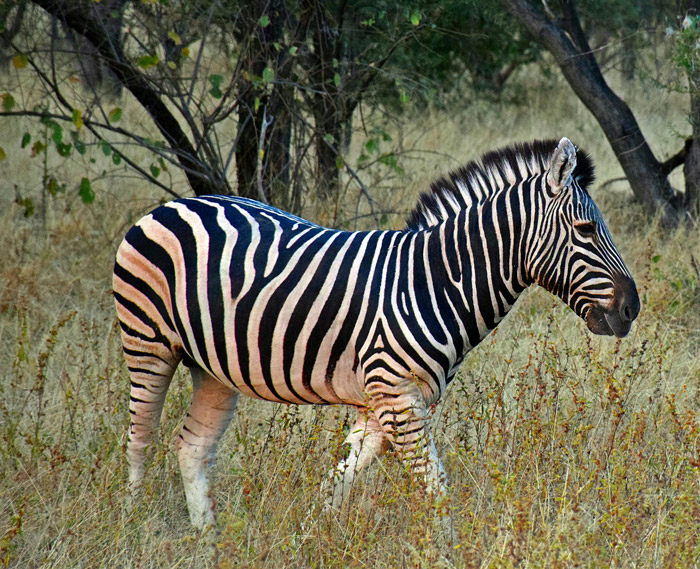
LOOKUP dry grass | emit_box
[1,68,699,568]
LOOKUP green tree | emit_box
[0,0,541,220]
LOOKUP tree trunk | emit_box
[235,0,292,205]
[306,0,343,203]
[684,78,700,215]
[683,0,700,215]
[503,0,680,225]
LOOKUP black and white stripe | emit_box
[114,137,639,528]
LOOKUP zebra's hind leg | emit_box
[125,350,178,511]
[176,366,239,530]
[321,410,390,511]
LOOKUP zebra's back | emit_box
[114,195,405,406]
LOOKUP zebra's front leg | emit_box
[321,410,390,511]
[371,388,453,545]
[176,366,239,530]
[370,390,447,497]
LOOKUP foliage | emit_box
[672,14,700,75]
[0,0,543,223]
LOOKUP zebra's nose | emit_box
[616,274,640,324]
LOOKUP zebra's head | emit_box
[528,138,640,338]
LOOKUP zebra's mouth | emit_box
[585,305,614,336]
[585,304,632,338]
[583,274,639,338]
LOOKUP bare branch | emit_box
[29,0,228,196]
[660,139,693,177]
[256,108,274,204]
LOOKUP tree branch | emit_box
[29,0,228,196]
[660,138,693,177]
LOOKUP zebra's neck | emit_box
[413,184,534,369]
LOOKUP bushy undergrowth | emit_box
[2,71,700,568]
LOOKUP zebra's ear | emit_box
[548,137,577,193]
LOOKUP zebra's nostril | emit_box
[620,299,639,323]
[622,304,632,322]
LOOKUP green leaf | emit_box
[336,155,344,169]
[44,119,63,146]
[209,74,223,98]
[12,54,27,69]
[16,196,34,217]
[2,93,15,111]
[137,55,159,69]
[46,176,63,196]
[71,131,86,155]
[333,73,341,87]
[379,152,403,174]
[262,67,275,83]
[652,255,661,263]
[289,46,298,56]
[323,133,335,145]
[31,140,46,157]
[365,138,378,154]
[150,164,161,178]
[100,140,112,156]
[79,177,95,204]
[108,107,123,122]
[168,30,182,45]
[72,108,83,129]
[259,14,270,27]
[21,133,30,148]
[56,142,72,157]
[112,152,122,165]
[410,11,421,26]
[0,146,5,161]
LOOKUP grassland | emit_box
[1,66,699,568]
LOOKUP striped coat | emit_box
[114,137,639,528]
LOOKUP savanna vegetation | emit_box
[1,1,700,567]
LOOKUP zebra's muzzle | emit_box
[585,274,640,338]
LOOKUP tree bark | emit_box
[30,0,228,196]
[682,0,700,215]
[305,0,344,203]
[684,81,700,215]
[503,0,680,225]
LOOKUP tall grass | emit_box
[1,67,699,568]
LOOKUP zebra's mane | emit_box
[406,139,595,230]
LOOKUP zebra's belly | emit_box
[185,330,368,407]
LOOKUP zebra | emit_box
[113,137,639,529]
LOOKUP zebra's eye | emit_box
[574,221,596,238]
